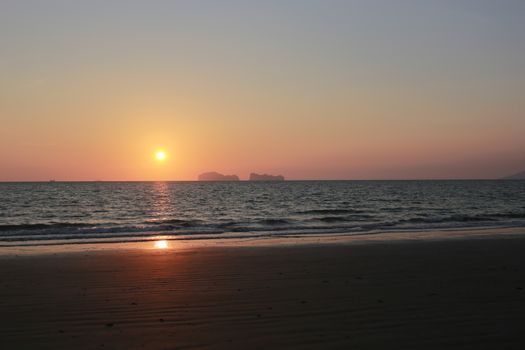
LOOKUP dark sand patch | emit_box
[1,237,525,349]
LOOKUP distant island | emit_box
[197,172,285,181]
[249,173,285,181]
[198,172,240,181]
[502,170,525,180]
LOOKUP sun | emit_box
[155,150,167,161]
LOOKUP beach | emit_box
[2,232,525,349]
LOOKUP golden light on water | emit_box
[155,150,166,161]
[154,240,169,249]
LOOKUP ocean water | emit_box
[1,180,525,247]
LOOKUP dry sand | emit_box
[1,235,525,349]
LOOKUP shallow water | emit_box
[1,180,525,246]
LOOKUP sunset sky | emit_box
[1,0,524,181]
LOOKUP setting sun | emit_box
[155,151,166,161]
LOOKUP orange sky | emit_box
[1,1,524,180]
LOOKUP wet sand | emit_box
[1,236,525,349]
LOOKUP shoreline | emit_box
[1,226,525,257]
[1,232,525,348]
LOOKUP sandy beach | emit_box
[1,234,525,349]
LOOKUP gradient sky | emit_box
[1,0,524,180]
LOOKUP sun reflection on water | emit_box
[154,240,169,249]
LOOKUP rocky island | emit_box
[249,173,285,181]
[502,170,525,180]
[198,172,240,181]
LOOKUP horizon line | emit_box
[0,178,515,183]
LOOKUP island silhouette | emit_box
[249,173,285,181]
[198,172,240,181]
[503,170,525,180]
[197,172,285,181]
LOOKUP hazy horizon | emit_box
[0,172,523,182]
[1,0,524,181]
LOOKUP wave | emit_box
[144,219,201,227]
[0,222,93,232]
[399,212,525,225]
[4,221,525,248]
[295,209,365,215]
[257,219,290,226]
[2,211,525,246]
[314,216,352,223]
[488,212,525,219]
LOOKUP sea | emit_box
[1,180,525,247]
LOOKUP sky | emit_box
[1,0,524,180]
